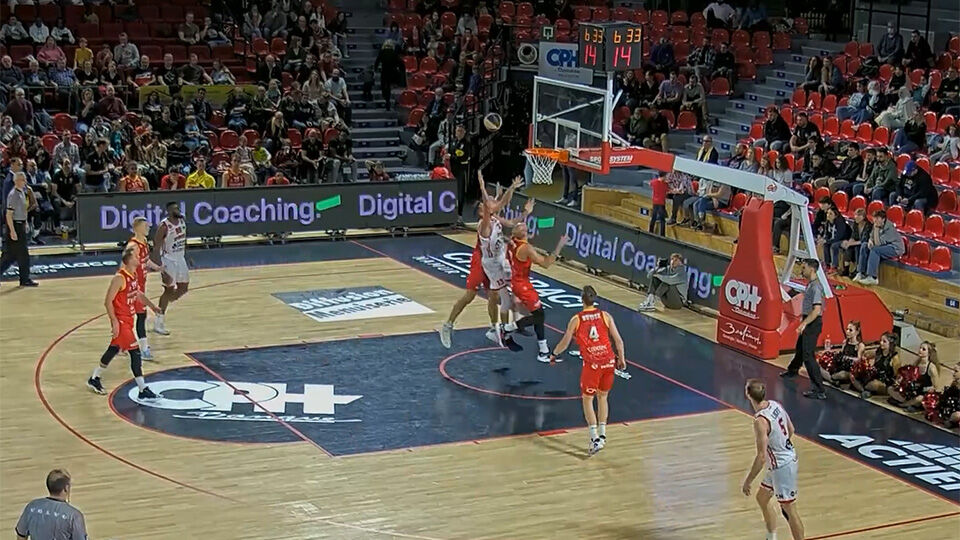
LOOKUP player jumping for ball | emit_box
[152,201,189,335]
[125,217,164,360]
[87,249,161,400]
[501,223,567,361]
[742,378,805,540]
[549,285,626,455]
[438,174,530,349]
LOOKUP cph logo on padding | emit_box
[724,279,762,318]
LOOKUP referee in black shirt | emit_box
[448,124,470,226]
[780,259,825,399]
[0,172,38,287]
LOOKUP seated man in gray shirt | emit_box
[638,253,689,311]
[16,469,87,539]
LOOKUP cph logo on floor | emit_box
[272,286,433,323]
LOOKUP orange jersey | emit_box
[574,307,616,368]
[508,239,533,285]
[225,169,246,187]
[112,268,139,323]
[122,175,148,192]
[127,236,149,288]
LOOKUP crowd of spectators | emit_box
[0,0,370,245]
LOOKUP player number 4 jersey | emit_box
[574,308,616,368]
[755,400,797,469]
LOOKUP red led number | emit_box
[583,44,597,66]
[613,46,632,67]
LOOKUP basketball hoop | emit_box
[524,148,568,185]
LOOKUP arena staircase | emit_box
[333,0,420,181]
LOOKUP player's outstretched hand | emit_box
[741,479,751,496]
[511,176,523,190]
[524,197,535,214]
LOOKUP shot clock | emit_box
[578,22,643,72]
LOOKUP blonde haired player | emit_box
[548,286,626,455]
[125,217,164,360]
[741,379,805,540]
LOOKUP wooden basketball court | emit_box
[2,232,957,539]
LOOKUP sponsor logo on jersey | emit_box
[273,286,433,323]
[819,434,960,493]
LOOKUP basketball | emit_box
[483,112,502,132]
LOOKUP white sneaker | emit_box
[141,348,155,361]
[615,369,632,380]
[596,436,606,450]
[537,352,552,363]
[852,273,865,283]
[860,276,878,286]
[438,322,452,348]
[485,327,503,346]
[588,438,603,456]
[152,322,170,336]
[638,302,657,312]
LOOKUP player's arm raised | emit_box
[494,175,524,212]
[495,197,535,227]
[524,234,568,268]
[550,315,580,360]
[104,274,123,338]
[742,417,769,496]
[605,313,627,370]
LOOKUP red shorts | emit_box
[512,281,541,312]
[580,364,615,395]
[465,250,489,291]
[110,321,140,351]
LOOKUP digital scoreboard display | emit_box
[578,22,643,72]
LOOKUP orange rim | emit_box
[524,148,569,163]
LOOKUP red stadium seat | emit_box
[896,153,911,172]
[806,92,821,111]
[52,113,75,132]
[41,134,58,154]
[846,195,866,217]
[794,17,809,34]
[651,10,668,26]
[791,89,806,109]
[938,190,959,216]
[737,61,756,80]
[886,205,905,228]
[872,126,890,147]
[936,114,956,134]
[918,215,945,240]
[670,10,688,24]
[270,37,286,57]
[843,41,859,58]
[916,157,930,173]
[219,130,239,151]
[241,129,259,147]
[398,89,417,109]
[498,1,516,17]
[755,47,773,66]
[408,71,428,90]
[822,94,838,114]
[676,111,697,130]
[809,113,823,132]
[950,35,960,55]
[613,7,633,21]
[403,55,418,74]
[832,191,849,213]
[855,123,873,144]
[813,186,830,204]
[659,109,676,127]
[846,57,861,76]
[709,77,730,96]
[932,163,950,186]
[839,119,856,140]
[772,32,790,51]
[901,209,925,234]
[711,29,729,44]
[903,240,930,267]
[784,153,795,171]
[944,220,960,246]
[926,246,953,272]
[866,200,885,217]
[165,45,188,63]
[823,116,839,137]
[420,56,439,74]
[517,2,534,18]
[592,7,610,20]
[406,107,425,127]
[323,128,339,145]
[952,167,960,189]
[858,43,874,57]
[286,128,302,149]
[189,45,211,63]
[722,192,748,214]
[732,29,750,47]
[613,105,631,124]
[752,31,771,50]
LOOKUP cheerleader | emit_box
[888,341,941,412]
[850,332,900,399]
[922,370,960,427]
[820,321,865,386]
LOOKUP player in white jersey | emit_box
[741,379,805,540]
[151,201,189,335]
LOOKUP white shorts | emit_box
[481,257,511,291]
[161,254,189,284]
[761,460,798,503]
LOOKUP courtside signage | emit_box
[819,434,960,494]
[76,180,458,243]
[272,286,433,322]
[505,194,730,308]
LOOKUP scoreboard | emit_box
[578,22,643,72]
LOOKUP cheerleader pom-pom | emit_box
[922,392,940,414]
[850,360,876,382]
[939,395,960,420]
[898,365,921,383]
[817,351,837,373]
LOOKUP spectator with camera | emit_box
[638,253,689,312]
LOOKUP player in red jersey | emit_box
[221,154,252,188]
[87,249,161,400]
[438,174,528,349]
[501,223,567,361]
[125,217,165,360]
[549,285,626,455]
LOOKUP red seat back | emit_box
[927,246,953,272]
[922,215,945,239]
[886,205,905,227]
[676,111,697,130]
[931,162,949,185]
[903,209,925,233]
[938,190,958,215]
[847,195,866,216]
[944,220,960,245]
[832,191,849,213]
[907,241,931,266]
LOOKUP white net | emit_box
[524,149,560,185]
